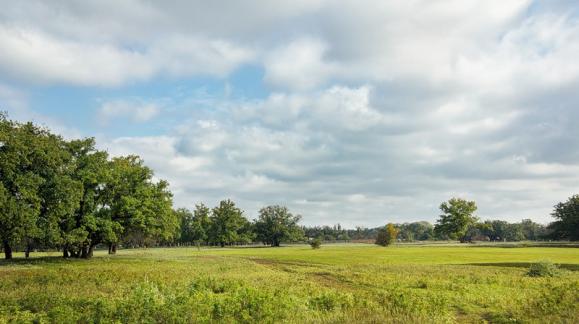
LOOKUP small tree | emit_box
[434,198,478,242]
[375,223,399,246]
[309,238,322,249]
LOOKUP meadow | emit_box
[1,244,578,323]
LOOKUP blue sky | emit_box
[1,0,579,226]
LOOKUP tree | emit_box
[254,205,303,247]
[434,198,478,242]
[0,116,72,259]
[101,156,176,254]
[209,199,250,247]
[60,138,109,258]
[178,204,211,246]
[548,195,579,241]
[398,221,434,241]
[309,238,322,249]
[375,223,399,246]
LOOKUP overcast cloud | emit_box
[1,0,578,226]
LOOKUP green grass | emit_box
[1,244,578,323]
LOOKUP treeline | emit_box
[177,203,302,247]
[299,219,548,243]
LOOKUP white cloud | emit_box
[98,99,160,124]
[0,25,254,86]
[264,38,335,91]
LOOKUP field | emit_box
[1,244,578,323]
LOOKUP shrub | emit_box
[527,260,560,277]
[375,223,399,246]
[308,291,354,311]
[310,239,322,249]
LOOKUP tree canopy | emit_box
[254,205,303,246]
[434,198,478,242]
[0,114,179,259]
[548,195,579,241]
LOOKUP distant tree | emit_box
[520,219,547,241]
[254,205,303,247]
[178,203,211,246]
[209,199,250,247]
[375,223,399,246]
[548,195,579,241]
[398,221,434,241]
[177,208,194,243]
[434,198,478,242]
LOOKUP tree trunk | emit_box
[2,241,12,260]
[25,244,31,258]
[63,247,69,258]
[108,243,117,255]
[80,246,88,259]
[87,244,95,258]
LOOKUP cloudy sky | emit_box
[1,0,578,226]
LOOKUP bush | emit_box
[310,239,322,249]
[375,223,399,246]
[527,260,560,277]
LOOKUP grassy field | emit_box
[1,244,578,323]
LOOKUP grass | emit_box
[1,243,578,323]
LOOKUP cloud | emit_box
[3,0,579,226]
[98,99,161,124]
[0,25,254,86]
[264,38,335,91]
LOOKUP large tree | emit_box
[60,138,109,258]
[254,205,303,247]
[102,156,176,253]
[0,116,72,259]
[549,195,579,241]
[434,198,478,242]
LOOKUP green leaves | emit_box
[254,205,303,246]
[434,198,478,241]
[549,194,579,240]
[0,114,179,258]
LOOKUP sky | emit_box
[1,0,578,227]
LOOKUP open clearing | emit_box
[1,244,578,323]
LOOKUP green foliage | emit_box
[549,194,579,241]
[375,223,399,246]
[310,238,322,249]
[254,205,303,246]
[178,203,212,245]
[308,291,354,311]
[397,221,434,241]
[434,198,478,241]
[527,260,560,277]
[0,114,178,259]
[210,199,252,247]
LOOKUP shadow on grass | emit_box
[464,262,579,271]
[0,255,99,266]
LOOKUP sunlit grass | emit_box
[1,244,578,323]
